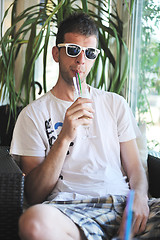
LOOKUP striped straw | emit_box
[75,73,80,96]
[73,77,79,96]
[77,72,82,95]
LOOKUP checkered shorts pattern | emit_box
[44,195,160,240]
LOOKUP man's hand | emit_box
[119,191,149,238]
[60,97,94,141]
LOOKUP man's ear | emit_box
[52,46,59,62]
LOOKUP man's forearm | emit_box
[129,166,148,196]
[24,135,70,205]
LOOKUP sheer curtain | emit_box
[127,0,144,116]
[0,0,4,39]
[127,0,160,151]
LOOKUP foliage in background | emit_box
[137,0,160,121]
[0,0,130,117]
[137,0,160,150]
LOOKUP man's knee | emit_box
[19,205,45,240]
[18,204,83,240]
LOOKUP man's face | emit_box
[58,32,98,86]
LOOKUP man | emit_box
[10,13,160,240]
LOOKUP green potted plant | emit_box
[0,0,130,144]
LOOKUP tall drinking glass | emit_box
[74,86,96,139]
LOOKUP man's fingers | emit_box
[119,209,148,239]
[132,213,148,235]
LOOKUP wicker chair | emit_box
[0,146,24,240]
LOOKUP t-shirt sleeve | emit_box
[115,95,141,142]
[10,108,46,157]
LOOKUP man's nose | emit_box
[76,50,85,64]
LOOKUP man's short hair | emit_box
[56,12,99,46]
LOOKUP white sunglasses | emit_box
[57,43,100,60]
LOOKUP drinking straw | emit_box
[124,190,135,240]
[75,73,80,96]
[77,72,82,95]
[73,77,79,96]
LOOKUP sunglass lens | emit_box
[68,45,80,56]
[86,48,97,59]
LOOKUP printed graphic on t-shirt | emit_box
[45,118,75,156]
[45,118,63,148]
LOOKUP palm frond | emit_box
[0,0,131,119]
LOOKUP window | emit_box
[0,0,13,36]
[34,31,59,98]
[129,0,160,151]
[0,0,14,104]
[34,0,59,98]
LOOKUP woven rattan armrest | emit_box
[0,146,24,240]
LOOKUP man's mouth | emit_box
[72,69,84,76]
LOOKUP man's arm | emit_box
[21,134,71,205]
[119,139,149,238]
[20,97,94,205]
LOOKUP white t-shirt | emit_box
[10,86,141,200]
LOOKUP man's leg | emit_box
[19,204,86,240]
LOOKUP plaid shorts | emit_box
[44,195,160,240]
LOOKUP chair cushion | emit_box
[147,154,160,198]
[0,105,22,146]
